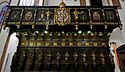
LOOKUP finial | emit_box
[59,0,66,8]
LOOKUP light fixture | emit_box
[82,32,85,36]
[105,25,107,29]
[35,31,39,34]
[49,32,52,36]
[66,33,69,36]
[58,33,61,36]
[78,30,82,34]
[41,33,44,36]
[74,33,77,36]
[90,25,93,29]
[87,31,91,33]
[91,32,94,36]
[44,30,48,34]
[62,31,65,34]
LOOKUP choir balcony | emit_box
[1,5,121,72]
[2,6,121,32]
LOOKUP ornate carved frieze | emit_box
[4,6,120,30]
[6,2,120,72]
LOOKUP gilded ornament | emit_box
[93,11,100,21]
[54,0,70,26]
[25,11,33,20]
[77,42,82,46]
[53,42,58,46]
[81,52,86,63]
[69,42,73,46]
[73,9,83,21]
[46,10,52,20]
[65,52,69,61]
[61,42,66,46]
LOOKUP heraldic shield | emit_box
[54,8,71,26]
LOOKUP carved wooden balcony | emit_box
[3,6,121,32]
[8,5,120,72]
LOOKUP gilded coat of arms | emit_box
[54,1,70,26]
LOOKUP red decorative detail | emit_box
[55,8,70,26]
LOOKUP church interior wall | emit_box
[0,28,9,60]
[118,0,125,41]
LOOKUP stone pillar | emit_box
[0,27,10,71]
[102,0,108,6]
[38,0,44,6]
[79,0,86,6]
[44,0,49,6]
[10,0,19,6]
[86,0,90,6]
[1,33,19,72]
[112,0,121,9]
[107,0,111,6]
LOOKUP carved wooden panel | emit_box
[6,6,120,28]
[22,8,35,25]
[90,9,103,22]
[8,8,22,24]
[104,9,117,22]
[36,8,54,25]
[70,9,89,23]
